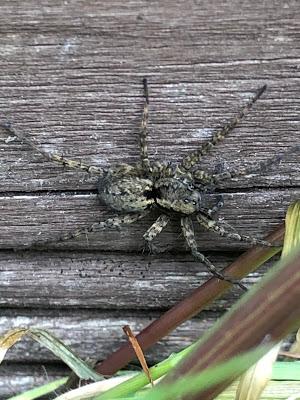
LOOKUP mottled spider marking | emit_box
[139,77,151,172]
[143,214,170,243]
[2,79,287,289]
[154,173,202,215]
[196,214,272,247]
[97,163,154,213]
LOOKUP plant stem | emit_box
[96,224,283,376]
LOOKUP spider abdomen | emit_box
[97,164,154,213]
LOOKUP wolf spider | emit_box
[2,79,288,290]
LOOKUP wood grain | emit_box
[0,80,298,192]
[0,0,299,396]
[0,363,68,398]
[0,1,299,193]
[0,189,298,251]
[0,251,270,309]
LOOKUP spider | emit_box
[1,79,291,290]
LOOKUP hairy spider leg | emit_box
[1,122,104,175]
[192,170,216,185]
[180,84,267,171]
[196,214,276,247]
[24,212,150,249]
[143,214,170,250]
[209,146,300,184]
[202,196,241,233]
[206,195,224,217]
[180,216,247,290]
[193,145,300,185]
[139,78,151,172]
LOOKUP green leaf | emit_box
[7,378,68,400]
[282,201,300,257]
[139,345,274,400]
[0,328,102,381]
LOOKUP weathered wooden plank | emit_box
[0,189,297,250]
[1,115,298,193]
[0,79,298,192]
[0,251,275,309]
[0,1,299,397]
[0,362,68,398]
[0,1,298,192]
[0,309,217,364]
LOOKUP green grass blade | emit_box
[0,328,102,381]
[29,329,102,381]
[282,201,300,256]
[7,378,68,400]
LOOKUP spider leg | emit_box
[193,169,215,185]
[203,196,241,232]
[139,78,151,172]
[196,213,276,247]
[143,214,170,252]
[203,196,239,232]
[180,216,247,290]
[1,122,105,176]
[210,145,300,184]
[180,84,267,171]
[193,144,299,187]
[206,195,224,217]
[22,211,149,249]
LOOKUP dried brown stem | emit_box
[279,351,300,359]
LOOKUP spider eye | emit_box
[184,199,190,204]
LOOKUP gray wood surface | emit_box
[0,190,298,251]
[0,309,218,363]
[0,252,271,309]
[0,363,68,398]
[0,0,299,397]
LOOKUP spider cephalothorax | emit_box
[153,167,203,215]
[3,78,295,289]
